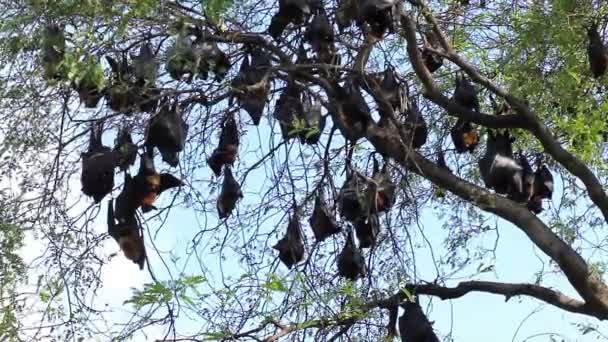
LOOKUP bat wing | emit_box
[159,173,183,193]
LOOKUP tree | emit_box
[1,0,608,340]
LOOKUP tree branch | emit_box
[405,149,608,318]
[410,3,608,225]
[231,279,600,342]
[398,13,523,129]
[370,281,591,317]
[411,281,589,315]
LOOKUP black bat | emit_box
[588,24,608,78]
[403,99,428,149]
[339,171,368,222]
[208,114,239,176]
[216,166,243,218]
[379,67,401,110]
[359,0,396,39]
[211,44,231,81]
[478,131,523,196]
[453,73,479,112]
[386,305,399,339]
[331,79,371,141]
[306,8,339,66]
[273,213,305,269]
[273,83,303,140]
[106,54,137,113]
[193,33,232,82]
[113,125,138,171]
[306,9,334,53]
[534,163,553,199]
[367,158,396,213]
[309,190,340,242]
[267,0,311,40]
[399,301,440,342]
[166,34,198,82]
[74,78,104,109]
[450,119,479,153]
[337,229,366,280]
[420,47,443,73]
[231,48,271,125]
[527,158,553,214]
[145,98,189,167]
[41,23,65,80]
[354,213,379,248]
[133,151,183,213]
[518,153,535,203]
[107,199,146,270]
[81,122,117,203]
[131,43,158,86]
[114,173,138,222]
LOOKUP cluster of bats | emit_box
[56,28,191,268]
[447,73,554,213]
[44,0,561,282]
[41,24,231,114]
[41,22,238,268]
[39,2,574,340]
[79,97,187,269]
[269,0,400,42]
[272,156,396,283]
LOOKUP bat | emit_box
[145,98,189,167]
[450,119,479,153]
[399,301,440,342]
[339,171,368,222]
[588,23,608,78]
[113,125,138,171]
[273,213,305,269]
[131,43,158,86]
[354,213,379,248]
[478,131,523,196]
[41,23,66,80]
[216,166,243,218]
[309,190,340,242]
[337,229,366,280]
[81,122,117,203]
[299,93,326,144]
[133,151,183,213]
[107,199,146,269]
[208,114,239,176]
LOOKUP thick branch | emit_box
[411,281,589,316]
[372,281,591,317]
[407,149,608,318]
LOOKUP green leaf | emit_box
[263,273,287,292]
